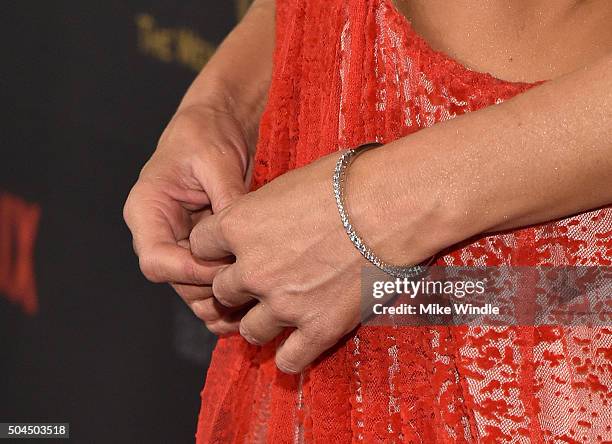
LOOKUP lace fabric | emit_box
[195,1,612,442]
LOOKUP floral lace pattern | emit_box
[196,1,612,442]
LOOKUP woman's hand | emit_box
[124,0,274,334]
[184,49,612,369]
[183,49,612,368]
[123,105,252,334]
[188,150,451,373]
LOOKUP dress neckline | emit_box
[384,0,542,87]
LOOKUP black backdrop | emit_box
[1,2,248,442]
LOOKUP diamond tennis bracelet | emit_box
[333,143,431,279]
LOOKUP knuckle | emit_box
[205,321,224,335]
[265,299,297,324]
[139,254,163,283]
[122,199,132,226]
[218,207,239,242]
[180,258,200,284]
[239,271,256,293]
[212,265,252,307]
[239,320,262,345]
[303,319,338,349]
[213,292,235,308]
[275,353,301,374]
[191,300,218,323]
[206,320,238,336]
[239,266,263,294]
[122,183,144,227]
[214,189,239,213]
[188,229,202,255]
[211,274,235,307]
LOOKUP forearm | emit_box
[177,0,275,148]
[351,53,612,261]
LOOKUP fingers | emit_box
[124,182,192,251]
[174,284,248,335]
[172,283,213,304]
[138,242,226,285]
[189,296,224,322]
[212,264,255,307]
[125,194,223,284]
[189,212,233,260]
[188,208,212,229]
[239,304,284,345]
[194,298,252,335]
[176,238,190,249]
[275,328,337,374]
[192,152,248,213]
[207,317,242,336]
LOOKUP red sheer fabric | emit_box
[196,0,612,442]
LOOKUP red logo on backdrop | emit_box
[0,191,41,315]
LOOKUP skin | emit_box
[124,0,274,332]
[124,0,612,373]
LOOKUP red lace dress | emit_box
[196,0,612,442]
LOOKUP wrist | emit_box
[343,138,477,265]
[178,77,265,149]
[162,104,250,177]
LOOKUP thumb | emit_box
[195,156,248,213]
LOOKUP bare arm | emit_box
[178,0,275,151]
[187,52,612,372]
[351,53,612,262]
